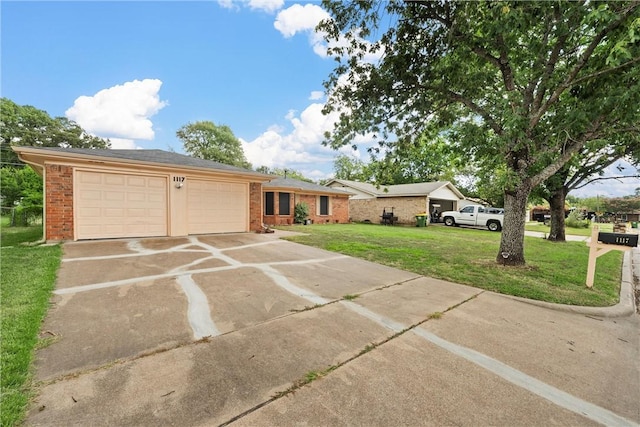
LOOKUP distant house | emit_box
[262,177,351,226]
[325,179,465,224]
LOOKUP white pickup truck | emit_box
[441,205,504,232]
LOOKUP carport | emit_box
[12,147,272,241]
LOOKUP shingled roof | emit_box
[12,146,272,179]
[263,177,352,196]
[326,179,465,199]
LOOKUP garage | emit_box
[187,179,248,234]
[12,147,272,241]
[75,170,168,240]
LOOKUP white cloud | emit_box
[249,0,283,13]
[217,0,235,10]
[309,90,324,100]
[242,102,337,170]
[65,79,167,141]
[273,4,384,62]
[573,160,639,197]
[242,101,376,180]
[571,160,639,198]
[274,4,329,37]
[107,138,139,150]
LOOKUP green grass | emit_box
[280,223,623,307]
[1,226,43,247]
[0,224,61,426]
[525,222,613,236]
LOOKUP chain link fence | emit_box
[1,206,43,227]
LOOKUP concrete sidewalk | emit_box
[26,232,639,426]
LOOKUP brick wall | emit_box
[263,192,350,225]
[349,197,427,224]
[249,182,263,232]
[299,194,349,224]
[45,164,74,241]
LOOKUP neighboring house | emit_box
[325,179,465,224]
[12,146,273,241]
[613,211,640,222]
[262,177,351,226]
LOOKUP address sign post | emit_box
[586,225,638,288]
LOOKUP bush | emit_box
[13,206,43,227]
[565,209,589,229]
[294,202,309,224]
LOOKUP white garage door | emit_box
[75,171,168,240]
[187,180,248,234]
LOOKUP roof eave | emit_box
[12,146,273,181]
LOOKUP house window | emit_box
[265,192,274,215]
[279,192,291,215]
[319,196,329,215]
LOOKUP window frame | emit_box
[279,192,291,216]
[264,192,274,216]
[319,195,330,216]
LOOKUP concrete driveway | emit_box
[28,231,639,426]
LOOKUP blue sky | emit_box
[2,1,357,180]
[2,1,637,196]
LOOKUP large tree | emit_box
[320,0,640,265]
[333,136,464,185]
[176,121,251,169]
[0,98,110,166]
[0,166,42,207]
[537,144,639,241]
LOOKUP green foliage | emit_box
[255,166,313,182]
[320,1,640,265]
[12,205,43,227]
[603,196,640,213]
[176,121,251,169]
[366,136,464,185]
[565,210,589,229]
[0,166,43,207]
[0,243,61,426]
[0,98,110,166]
[333,154,368,181]
[0,225,43,247]
[333,136,465,186]
[294,202,309,224]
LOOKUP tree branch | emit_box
[574,174,640,190]
[444,90,502,135]
[530,4,637,130]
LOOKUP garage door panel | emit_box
[104,175,125,185]
[75,171,167,240]
[104,208,124,217]
[187,180,247,234]
[148,178,167,188]
[105,191,125,202]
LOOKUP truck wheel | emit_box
[487,221,501,232]
[444,217,455,227]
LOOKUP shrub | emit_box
[294,202,309,224]
[565,209,589,229]
[13,205,43,227]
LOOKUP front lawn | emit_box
[525,222,613,236]
[281,223,622,307]
[0,225,60,426]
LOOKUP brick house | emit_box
[12,146,273,241]
[325,179,465,225]
[262,177,351,226]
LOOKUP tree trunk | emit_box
[496,185,530,266]
[547,188,567,242]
